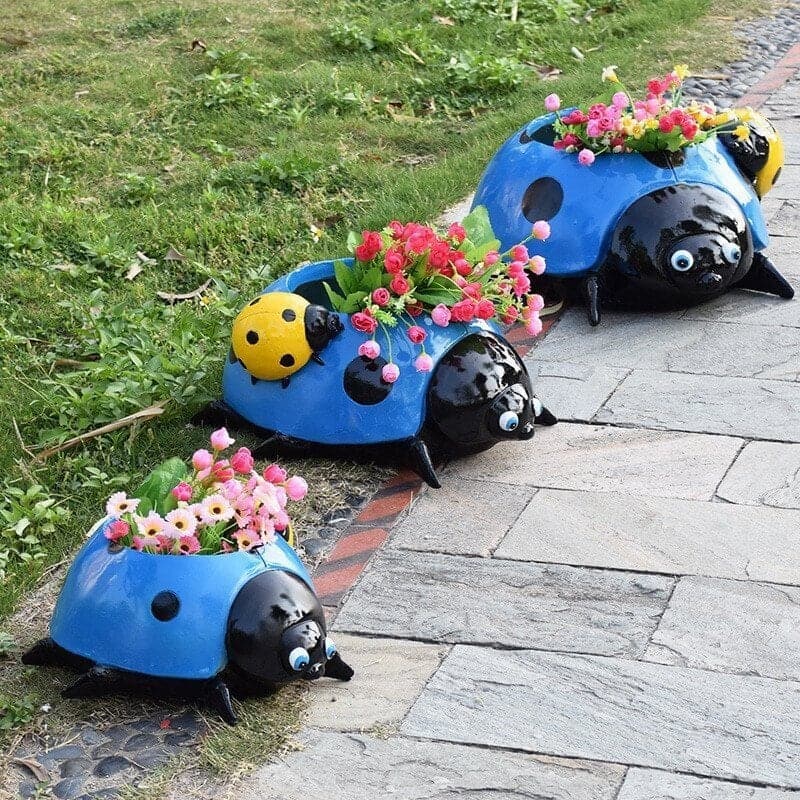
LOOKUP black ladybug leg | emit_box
[736,252,795,299]
[22,637,94,671]
[534,402,558,427]
[584,275,601,326]
[324,652,354,682]
[204,677,238,726]
[408,438,441,489]
[311,352,325,366]
[62,666,125,699]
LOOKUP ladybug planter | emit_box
[473,110,794,325]
[202,258,557,489]
[23,518,352,725]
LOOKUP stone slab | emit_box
[306,634,444,731]
[767,165,800,199]
[618,769,800,799]
[771,201,800,238]
[682,290,800,328]
[596,370,800,441]
[449,422,742,501]
[525,361,629,422]
[390,479,535,556]
[402,646,800,788]
[645,577,800,680]
[717,440,800,509]
[496,488,800,584]
[532,310,800,382]
[335,549,673,657]
[243,730,625,800]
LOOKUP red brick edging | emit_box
[312,315,558,607]
[740,42,800,108]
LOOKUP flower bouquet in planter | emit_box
[207,205,558,489]
[471,64,792,325]
[22,427,354,725]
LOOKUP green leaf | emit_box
[346,230,360,253]
[333,259,356,295]
[133,457,187,516]
[364,266,383,291]
[461,205,497,248]
[342,291,367,313]
[414,289,460,306]
[323,281,347,312]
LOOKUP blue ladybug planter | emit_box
[22,519,353,725]
[473,111,794,325]
[200,259,556,488]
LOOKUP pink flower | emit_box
[177,535,201,555]
[501,305,519,324]
[529,293,545,312]
[358,340,381,359]
[263,464,287,484]
[390,274,410,295]
[612,91,629,109]
[285,476,308,501]
[210,427,234,451]
[351,310,378,334]
[447,222,466,243]
[513,274,531,297]
[511,245,529,262]
[171,482,193,502]
[414,353,433,372]
[407,325,426,344]
[233,530,262,551]
[578,149,596,166]
[354,230,383,262]
[388,220,404,239]
[484,251,500,266]
[454,258,470,276]
[645,97,660,115]
[544,93,561,112]
[210,459,235,483]
[526,313,543,336]
[508,260,526,278]
[476,299,495,320]
[431,304,451,327]
[372,287,390,306]
[105,519,130,542]
[382,363,400,383]
[230,447,254,474]
[450,298,478,322]
[105,492,139,518]
[461,282,482,300]
[586,119,601,138]
[192,449,213,471]
[528,255,546,275]
[384,248,406,274]
[532,220,551,240]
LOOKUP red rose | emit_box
[447,222,466,243]
[388,220,404,239]
[428,241,452,269]
[390,274,410,295]
[501,305,519,324]
[659,116,676,133]
[372,288,390,306]
[384,248,406,274]
[405,226,436,254]
[682,121,698,140]
[450,298,478,322]
[355,230,383,262]
[476,299,496,320]
[406,300,423,317]
[407,325,426,344]
[351,310,378,334]
[462,282,482,300]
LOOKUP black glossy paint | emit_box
[599,183,753,309]
[343,355,393,405]
[426,333,544,454]
[718,124,769,184]
[522,177,564,223]
[304,304,344,352]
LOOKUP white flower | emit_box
[601,65,619,83]
[166,507,197,536]
[135,511,167,538]
[106,492,140,518]
[200,493,234,524]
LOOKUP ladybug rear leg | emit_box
[204,677,237,726]
[62,666,125,699]
[583,275,601,326]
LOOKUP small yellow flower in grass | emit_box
[601,65,619,83]
[673,64,689,80]
[309,224,323,243]
[733,124,751,141]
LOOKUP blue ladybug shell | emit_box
[49,519,313,680]
[222,259,501,446]
[472,111,769,277]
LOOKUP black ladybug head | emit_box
[605,183,753,306]
[304,304,344,352]
[426,333,538,453]
[226,570,334,684]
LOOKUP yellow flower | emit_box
[709,110,735,127]
[631,122,645,139]
[644,118,658,130]
[673,64,689,80]
[733,124,750,141]
[736,106,755,122]
[601,65,619,83]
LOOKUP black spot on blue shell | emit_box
[519,124,557,146]
[522,177,563,222]
[151,591,180,622]
[246,330,259,345]
[280,353,295,368]
[642,150,685,169]
[282,308,297,322]
[343,356,392,405]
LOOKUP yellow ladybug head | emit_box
[721,109,784,198]
[231,292,343,383]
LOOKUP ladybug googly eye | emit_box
[499,411,519,432]
[722,242,742,263]
[325,637,337,659]
[288,647,310,671]
[670,249,694,272]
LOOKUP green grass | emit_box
[0,0,762,662]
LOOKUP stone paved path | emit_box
[239,62,800,800]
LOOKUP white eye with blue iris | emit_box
[325,637,337,659]
[722,242,742,263]
[288,647,310,671]
[499,411,519,431]
[670,249,694,272]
